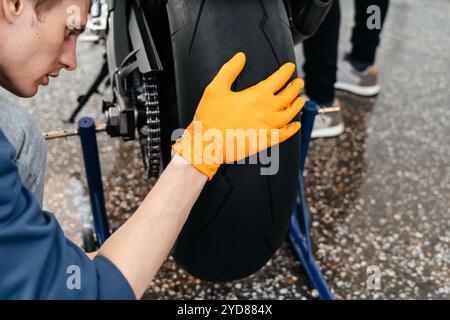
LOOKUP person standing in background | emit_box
[302,0,390,138]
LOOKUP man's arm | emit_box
[0,129,135,300]
[97,154,207,299]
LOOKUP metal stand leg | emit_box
[78,117,110,246]
[288,101,335,300]
[65,59,109,123]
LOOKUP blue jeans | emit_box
[0,97,47,207]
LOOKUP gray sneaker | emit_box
[335,56,381,96]
[311,99,345,139]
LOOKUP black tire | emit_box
[165,0,301,282]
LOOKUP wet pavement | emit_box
[1,0,448,299]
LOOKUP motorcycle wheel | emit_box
[163,0,301,282]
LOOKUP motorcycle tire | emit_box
[165,0,301,282]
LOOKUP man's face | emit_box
[0,0,89,97]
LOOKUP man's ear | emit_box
[1,0,25,23]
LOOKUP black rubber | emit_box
[165,0,301,282]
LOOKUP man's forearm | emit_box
[97,154,207,299]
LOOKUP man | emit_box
[302,0,389,138]
[0,0,304,299]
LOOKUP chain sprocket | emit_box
[136,75,162,183]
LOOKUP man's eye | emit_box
[65,28,76,39]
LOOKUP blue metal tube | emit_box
[300,101,318,174]
[288,101,335,300]
[78,117,110,246]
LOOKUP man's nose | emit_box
[59,40,78,71]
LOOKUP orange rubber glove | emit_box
[172,52,305,180]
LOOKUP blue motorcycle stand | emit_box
[77,117,110,247]
[76,100,334,300]
[288,101,335,300]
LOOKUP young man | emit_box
[0,0,304,299]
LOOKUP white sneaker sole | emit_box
[335,81,381,97]
[311,122,345,139]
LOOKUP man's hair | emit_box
[34,0,96,15]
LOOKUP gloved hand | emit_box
[172,52,305,180]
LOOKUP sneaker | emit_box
[311,99,345,139]
[335,54,381,96]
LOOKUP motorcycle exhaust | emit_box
[288,0,334,44]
